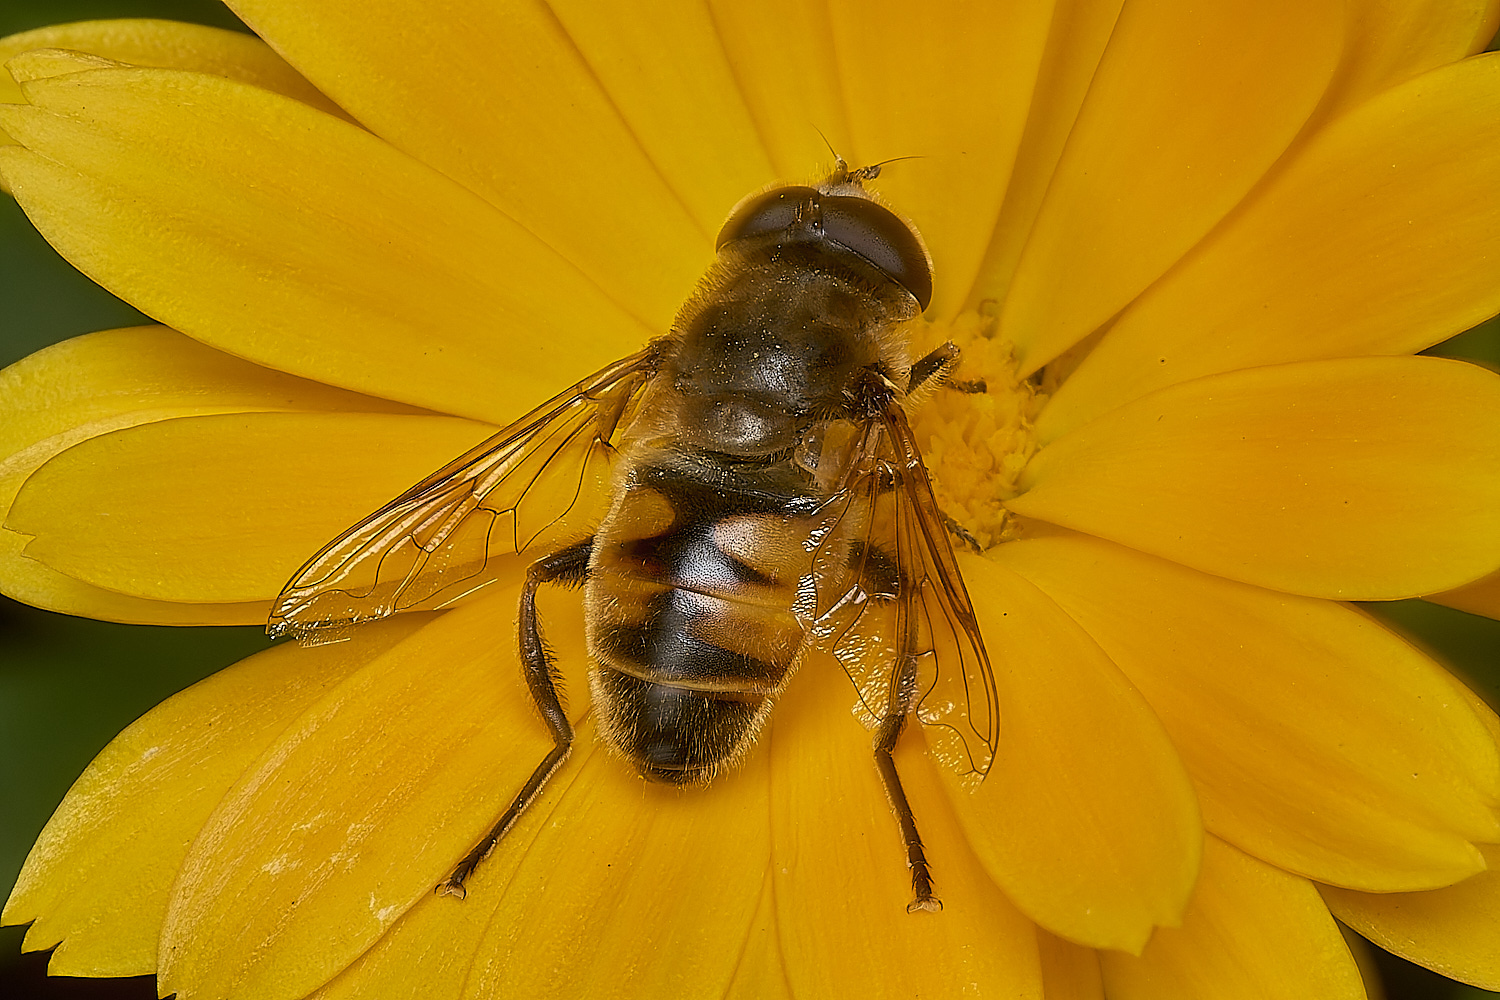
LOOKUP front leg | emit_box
[907,342,960,396]
[909,342,985,396]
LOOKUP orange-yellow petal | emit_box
[227,0,708,330]
[997,531,1500,890]
[1100,836,1366,1000]
[1428,571,1500,621]
[465,731,771,999]
[1038,930,1105,1000]
[706,0,850,176]
[0,66,652,424]
[544,0,773,236]
[159,586,564,1000]
[722,875,792,1000]
[303,729,601,1000]
[1042,53,1500,437]
[1322,845,1500,991]
[951,554,1201,952]
[306,576,772,1000]
[1,613,430,976]
[0,325,419,495]
[0,326,417,622]
[1321,0,1500,115]
[769,655,1043,999]
[1010,357,1500,599]
[7,411,492,603]
[295,585,592,1000]
[995,0,1344,373]
[964,0,1125,307]
[826,0,1052,316]
[0,18,343,147]
[0,527,267,625]
[314,712,773,1000]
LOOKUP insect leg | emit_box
[874,700,943,913]
[907,341,960,396]
[907,348,986,551]
[439,536,594,899]
[908,342,985,395]
[940,512,984,554]
[869,539,943,914]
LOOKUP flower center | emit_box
[907,307,1042,550]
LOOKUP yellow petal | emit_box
[722,875,792,1000]
[545,0,773,236]
[706,0,851,176]
[0,66,652,424]
[1038,930,1105,1000]
[314,582,776,998]
[7,410,493,603]
[995,0,1344,373]
[0,526,266,624]
[952,554,1201,952]
[0,18,343,145]
[769,654,1042,998]
[314,706,774,1000]
[1010,357,1500,599]
[466,731,771,999]
[0,325,418,495]
[1322,845,1500,991]
[997,532,1500,891]
[1,613,429,976]
[964,0,1126,307]
[825,0,1053,316]
[1100,836,1366,1000]
[1321,0,1500,115]
[7,48,134,84]
[0,326,416,621]
[304,730,603,1000]
[159,586,561,1000]
[227,0,707,331]
[299,585,593,1000]
[1043,53,1500,438]
[1428,570,1500,620]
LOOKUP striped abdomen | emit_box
[584,452,818,783]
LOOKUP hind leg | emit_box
[872,655,943,914]
[852,542,942,913]
[439,537,593,898]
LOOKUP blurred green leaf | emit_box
[1365,599,1500,708]
[0,197,148,367]
[1425,312,1500,370]
[0,0,245,37]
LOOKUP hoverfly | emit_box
[268,160,998,913]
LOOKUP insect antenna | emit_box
[811,126,925,186]
[850,155,924,183]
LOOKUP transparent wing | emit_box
[795,401,999,780]
[268,347,661,643]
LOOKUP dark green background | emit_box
[1,2,1497,997]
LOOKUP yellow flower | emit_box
[4,2,1500,998]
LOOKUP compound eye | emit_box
[715,186,819,250]
[821,195,933,311]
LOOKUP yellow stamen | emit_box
[908,307,1043,550]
